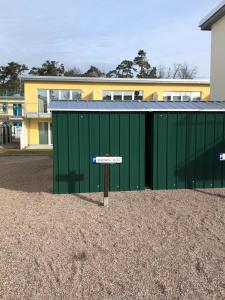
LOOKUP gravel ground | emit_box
[0,156,225,300]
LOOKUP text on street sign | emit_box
[92,156,122,164]
[220,153,225,161]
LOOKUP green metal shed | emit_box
[50,100,225,193]
[50,101,146,194]
[144,100,225,190]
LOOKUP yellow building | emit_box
[21,76,210,149]
[0,95,24,139]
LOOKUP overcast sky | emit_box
[0,0,220,78]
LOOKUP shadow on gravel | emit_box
[75,194,102,206]
[0,155,102,206]
[194,189,225,200]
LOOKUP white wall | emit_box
[211,14,225,100]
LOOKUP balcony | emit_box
[24,103,51,118]
[0,88,22,97]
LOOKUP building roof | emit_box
[49,100,225,112]
[199,0,225,30]
[21,75,210,85]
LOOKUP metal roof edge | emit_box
[0,96,24,100]
[49,100,225,113]
[50,108,225,112]
[21,76,210,85]
[199,0,225,30]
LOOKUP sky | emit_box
[0,0,221,78]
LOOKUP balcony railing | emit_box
[0,88,22,97]
[24,103,51,118]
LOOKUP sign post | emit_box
[103,163,109,207]
[92,155,122,207]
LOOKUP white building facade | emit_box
[200,1,225,100]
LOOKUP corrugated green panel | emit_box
[176,113,187,189]
[89,113,101,192]
[150,112,225,191]
[152,113,158,189]
[222,114,225,187]
[186,113,197,188]
[53,111,145,194]
[195,113,206,189]
[129,113,140,190]
[119,113,130,191]
[99,113,110,191]
[167,113,177,189]
[79,113,90,193]
[52,113,59,194]
[157,113,168,189]
[204,114,215,188]
[68,112,80,193]
[213,113,224,188]
[145,113,150,188]
[109,113,120,191]
[139,113,145,190]
[57,113,69,194]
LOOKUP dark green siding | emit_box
[53,112,145,194]
[150,112,225,190]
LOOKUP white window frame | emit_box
[191,92,202,101]
[47,90,50,113]
[71,90,82,101]
[48,122,52,145]
[39,89,82,114]
[163,91,202,102]
[102,90,143,101]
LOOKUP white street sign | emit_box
[93,156,122,164]
[220,153,225,161]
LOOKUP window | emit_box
[102,91,112,101]
[173,92,182,101]
[61,90,70,100]
[0,103,7,113]
[134,91,143,100]
[192,92,201,101]
[72,90,82,100]
[37,89,82,113]
[113,91,123,101]
[182,92,191,101]
[50,123,53,145]
[163,91,201,101]
[49,89,81,100]
[38,90,48,113]
[163,92,171,101]
[13,104,22,117]
[39,122,49,144]
[124,91,133,101]
[39,122,52,145]
[49,90,59,100]
[102,90,143,101]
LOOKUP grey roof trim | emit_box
[51,108,225,112]
[199,0,225,30]
[49,100,225,112]
[25,112,51,119]
[21,75,210,85]
[0,96,24,100]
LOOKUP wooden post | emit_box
[103,155,109,207]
